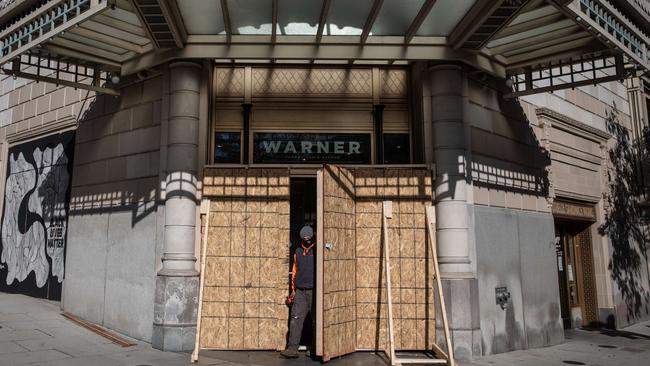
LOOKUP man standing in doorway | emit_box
[281,225,316,359]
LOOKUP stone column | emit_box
[153,61,202,351]
[430,64,472,275]
[428,64,481,359]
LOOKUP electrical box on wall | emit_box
[495,286,511,310]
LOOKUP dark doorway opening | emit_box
[555,220,598,329]
[289,177,317,349]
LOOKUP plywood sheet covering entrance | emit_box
[354,168,435,351]
[322,165,357,361]
[200,168,290,350]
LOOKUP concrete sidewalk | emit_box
[0,293,225,366]
[1,292,649,366]
[461,324,650,366]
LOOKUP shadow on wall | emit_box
[468,82,558,357]
[599,103,650,326]
[471,94,551,198]
[68,91,161,226]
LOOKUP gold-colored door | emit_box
[199,168,290,350]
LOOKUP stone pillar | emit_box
[428,64,481,359]
[430,64,471,275]
[153,62,202,351]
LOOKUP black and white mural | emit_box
[0,131,75,300]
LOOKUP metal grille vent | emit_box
[462,0,528,49]
[132,0,179,48]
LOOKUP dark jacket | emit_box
[292,241,315,290]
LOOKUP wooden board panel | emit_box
[354,168,435,351]
[200,168,290,350]
[321,165,357,361]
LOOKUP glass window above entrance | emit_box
[214,132,241,163]
[383,134,410,164]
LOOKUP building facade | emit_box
[0,0,649,361]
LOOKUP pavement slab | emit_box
[0,293,649,365]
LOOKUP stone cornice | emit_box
[536,107,611,142]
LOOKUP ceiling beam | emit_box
[271,0,278,43]
[83,19,150,45]
[41,43,123,68]
[158,0,188,48]
[361,0,383,44]
[488,23,580,54]
[315,0,332,44]
[221,0,232,43]
[501,33,593,58]
[449,0,505,48]
[404,0,437,44]
[506,37,599,65]
[70,26,145,53]
[1,68,120,96]
[497,12,566,39]
[121,42,507,78]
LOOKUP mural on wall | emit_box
[0,131,75,300]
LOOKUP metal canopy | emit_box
[0,0,154,94]
[0,0,648,95]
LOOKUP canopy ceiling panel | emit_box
[278,0,321,35]
[370,0,425,36]
[485,1,608,71]
[227,0,275,35]
[324,0,373,36]
[176,0,225,35]
[416,0,476,36]
[0,0,648,95]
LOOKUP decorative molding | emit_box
[380,69,408,99]
[536,107,611,142]
[214,67,245,98]
[251,68,373,98]
[552,199,597,221]
[6,116,77,145]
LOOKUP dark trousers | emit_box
[288,288,313,349]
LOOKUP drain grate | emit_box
[598,344,617,349]
[563,361,586,365]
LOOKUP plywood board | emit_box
[354,168,436,351]
[321,165,357,361]
[199,168,290,350]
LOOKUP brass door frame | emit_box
[554,219,599,327]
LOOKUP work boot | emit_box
[280,348,299,359]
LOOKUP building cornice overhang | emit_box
[536,106,612,141]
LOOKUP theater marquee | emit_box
[253,133,372,164]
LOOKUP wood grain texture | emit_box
[354,168,436,351]
[200,168,290,350]
[322,165,357,361]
